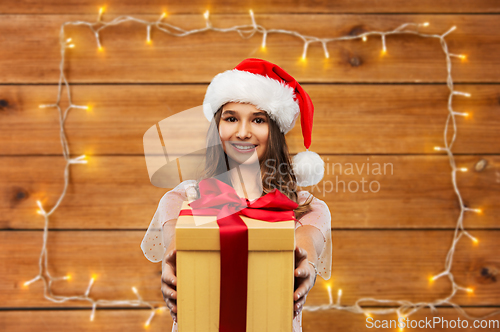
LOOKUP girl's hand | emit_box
[161,249,178,323]
[293,245,316,319]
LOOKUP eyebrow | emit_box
[222,110,267,117]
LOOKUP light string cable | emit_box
[29,7,499,327]
[301,24,500,325]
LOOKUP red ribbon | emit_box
[179,178,298,332]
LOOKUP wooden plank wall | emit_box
[1,1,500,331]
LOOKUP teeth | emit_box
[234,144,255,150]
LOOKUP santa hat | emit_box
[203,58,324,187]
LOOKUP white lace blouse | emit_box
[141,180,332,332]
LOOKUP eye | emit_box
[224,116,237,122]
[254,117,266,124]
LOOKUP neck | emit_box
[227,159,262,200]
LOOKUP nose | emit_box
[236,120,251,139]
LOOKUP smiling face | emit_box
[218,102,269,165]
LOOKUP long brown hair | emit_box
[198,104,312,219]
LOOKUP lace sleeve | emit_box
[140,180,197,263]
[296,191,332,280]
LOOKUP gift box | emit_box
[176,200,295,332]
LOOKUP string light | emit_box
[27,7,500,327]
[326,284,333,305]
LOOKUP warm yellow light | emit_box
[203,10,209,20]
[381,48,387,55]
[472,237,479,244]
[23,281,30,287]
[249,9,254,16]
[423,22,430,27]
[98,46,104,52]
[300,55,306,62]
[68,44,75,48]
[91,274,98,280]
[161,12,167,19]
[66,38,72,42]
[364,312,371,317]
[99,7,105,15]
[459,54,467,60]
[65,274,71,280]
[466,287,474,293]
[459,167,468,172]
[144,321,150,328]
[474,208,483,214]
[146,39,152,44]
[132,286,138,294]
[362,36,367,42]
[337,289,342,297]
[429,275,436,283]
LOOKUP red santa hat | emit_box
[203,58,324,186]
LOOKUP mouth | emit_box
[229,142,257,153]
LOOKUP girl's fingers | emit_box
[164,249,177,275]
[294,258,311,279]
[293,295,306,319]
[170,310,177,323]
[161,265,177,288]
[165,249,177,264]
[294,246,307,262]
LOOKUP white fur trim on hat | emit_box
[203,69,300,134]
[292,150,325,187]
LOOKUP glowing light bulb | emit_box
[471,237,479,244]
[66,38,72,42]
[98,46,104,52]
[364,312,372,317]
[132,286,138,294]
[160,12,167,19]
[458,167,468,172]
[326,284,333,304]
[68,44,75,48]
[64,274,71,280]
[362,35,367,42]
[203,10,209,20]
[91,274,98,280]
[423,22,430,27]
[466,287,474,293]
[429,275,436,283]
[459,55,466,60]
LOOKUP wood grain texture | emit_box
[0,0,499,14]
[0,15,499,83]
[1,1,499,327]
[1,308,499,332]
[1,155,498,230]
[2,230,499,308]
[1,84,499,155]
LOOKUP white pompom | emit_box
[292,150,325,187]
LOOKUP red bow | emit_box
[179,178,298,332]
